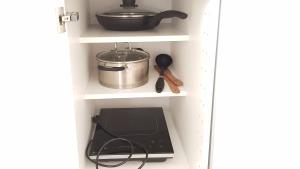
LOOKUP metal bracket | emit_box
[57,7,79,33]
[61,12,79,22]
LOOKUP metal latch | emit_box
[57,7,79,33]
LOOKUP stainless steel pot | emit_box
[96,43,150,89]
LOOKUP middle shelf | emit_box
[84,68,187,100]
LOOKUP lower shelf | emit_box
[84,68,187,100]
[85,110,190,169]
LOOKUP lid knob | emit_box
[121,0,137,7]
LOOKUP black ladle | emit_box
[155,54,173,93]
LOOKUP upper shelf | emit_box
[80,24,190,43]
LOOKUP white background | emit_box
[212,0,300,169]
[0,0,299,169]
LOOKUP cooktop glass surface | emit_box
[90,107,174,157]
[103,108,158,136]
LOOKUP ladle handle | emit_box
[154,66,180,93]
[155,77,165,93]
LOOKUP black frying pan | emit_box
[96,0,188,31]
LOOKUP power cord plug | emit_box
[92,115,101,125]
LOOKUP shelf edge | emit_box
[79,36,190,43]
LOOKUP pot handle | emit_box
[98,65,125,71]
[148,10,188,28]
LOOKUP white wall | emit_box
[211,0,300,169]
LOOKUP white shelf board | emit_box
[80,24,190,43]
[85,110,190,169]
[84,68,187,100]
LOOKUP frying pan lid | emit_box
[96,0,157,18]
[97,7,157,18]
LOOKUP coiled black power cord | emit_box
[85,116,149,169]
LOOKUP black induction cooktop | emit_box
[88,107,174,162]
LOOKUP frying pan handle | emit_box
[98,65,125,71]
[148,10,188,28]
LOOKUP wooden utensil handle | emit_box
[165,76,180,93]
[164,68,183,86]
[154,65,183,86]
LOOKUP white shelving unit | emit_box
[84,68,187,100]
[80,24,190,43]
[63,0,221,168]
[85,110,189,169]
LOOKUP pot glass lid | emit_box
[97,49,149,63]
